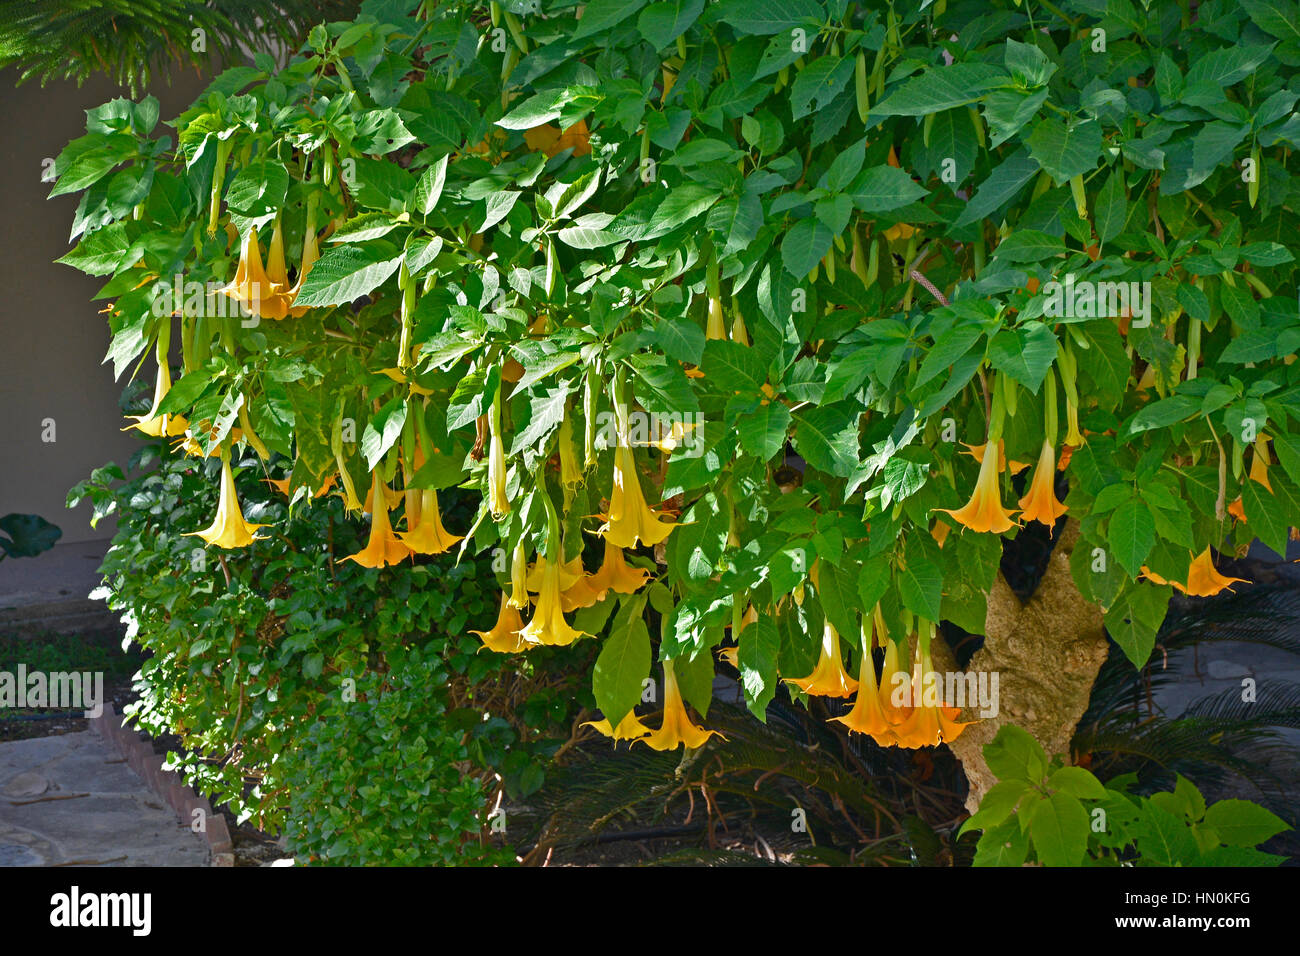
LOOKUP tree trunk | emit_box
[929,518,1110,812]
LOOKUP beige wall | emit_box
[0,69,214,543]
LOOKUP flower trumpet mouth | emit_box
[1017,439,1069,530]
[184,455,269,549]
[470,593,530,653]
[1175,547,1250,597]
[220,226,289,321]
[397,488,463,555]
[124,359,189,438]
[343,472,413,568]
[599,444,677,549]
[518,552,587,647]
[588,544,649,595]
[936,441,1019,534]
[786,621,859,698]
[583,710,652,742]
[636,660,724,751]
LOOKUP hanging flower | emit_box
[785,620,859,698]
[343,472,412,568]
[184,452,268,549]
[1174,547,1250,597]
[487,430,510,517]
[124,357,189,438]
[588,544,649,595]
[877,636,913,727]
[471,594,529,653]
[891,628,972,748]
[831,628,897,745]
[937,440,1019,534]
[220,226,288,321]
[1018,439,1069,530]
[706,295,726,340]
[583,710,652,742]
[507,543,530,609]
[519,549,587,647]
[960,440,1029,475]
[637,659,724,751]
[285,226,321,318]
[600,443,677,549]
[398,488,463,555]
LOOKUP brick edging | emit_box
[88,702,233,867]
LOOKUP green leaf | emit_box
[960,780,1030,836]
[0,513,62,558]
[897,555,943,621]
[789,56,855,120]
[1026,118,1103,182]
[713,0,823,35]
[1107,497,1154,577]
[953,147,1040,228]
[1028,791,1089,866]
[737,401,792,461]
[993,229,1066,262]
[781,217,836,276]
[293,243,404,307]
[1094,168,1128,245]
[1135,802,1199,866]
[817,560,863,642]
[1203,799,1291,847]
[737,617,780,719]
[973,816,1029,866]
[987,324,1059,392]
[575,0,650,38]
[872,63,1006,116]
[638,0,706,49]
[793,404,859,477]
[848,165,929,213]
[510,385,572,456]
[1047,766,1107,800]
[410,155,448,216]
[593,608,651,727]
[55,221,132,275]
[983,724,1048,783]
[673,646,715,717]
[361,396,407,471]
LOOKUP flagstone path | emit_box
[0,731,208,866]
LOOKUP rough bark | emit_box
[929,519,1110,812]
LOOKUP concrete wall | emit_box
[0,69,214,544]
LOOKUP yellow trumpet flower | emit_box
[637,659,725,751]
[588,544,649,595]
[343,473,413,568]
[583,710,652,742]
[507,543,530,609]
[1249,435,1272,492]
[1018,439,1069,530]
[398,488,463,555]
[487,430,510,517]
[220,226,288,321]
[600,443,677,549]
[960,440,1029,475]
[519,549,587,647]
[265,216,289,287]
[124,358,189,437]
[1174,547,1250,597]
[265,474,335,499]
[706,295,726,340]
[184,453,268,549]
[831,630,897,745]
[471,594,530,653]
[877,636,912,727]
[786,621,859,698]
[891,636,972,748]
[937,439,1019,534]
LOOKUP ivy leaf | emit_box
[293,243,404,308]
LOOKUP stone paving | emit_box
[0,731,208,866]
